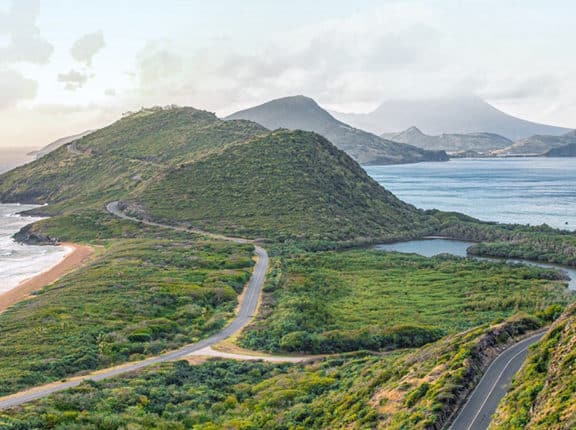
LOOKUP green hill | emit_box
[0,106,431,243]
[130,129,430,242]
[0,106,267,213]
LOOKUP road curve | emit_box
[447,331,544,430]
[0,202,268,410]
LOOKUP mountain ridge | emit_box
[495,129,576,156]
[226,95,448,165]
[333,95,571,140]
[0,106,431,243]
[388,126,512,154]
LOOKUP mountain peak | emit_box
[403,126,426,136]
[333,96,570,140]
[227,97,448,165]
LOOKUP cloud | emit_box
[70,31,105,66]
[0,0,53,65]
[128,9,448,114]
[58,70,89,91]
[0,0,51,109]
[0,69,37,109]
[480,75,561,101]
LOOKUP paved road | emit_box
[0,202,268,410]
[448,331,544,430]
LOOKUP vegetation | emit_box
[15,210,192,244]
[135,129,432,242]
[0,107,267,214]
[0,314,543,429]
[0,237,254,396]
[1,106,436,244]
[431,210,576,267]
[239,250,572,354]
[490,303,576,430]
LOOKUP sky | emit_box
[1,0,575,148]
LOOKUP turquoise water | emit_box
[365,158,576,231]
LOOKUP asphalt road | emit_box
[0,202,268,410]
[447,331,544,430]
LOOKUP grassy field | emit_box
[0,314,542,430]
[239,250,573,354]
[0,236,254,397]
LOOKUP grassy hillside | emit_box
[133,129,431,242]
[0,106,267,214]
[0,314,543,430]
[490,303,576,430]
[227,95,448,165]
[1,106,434,244]
[239,250,572,353]
[0,235,254,396]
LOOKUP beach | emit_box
[0,243,93,313]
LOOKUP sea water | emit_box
[365,158,576,230]
[0,204,70,294]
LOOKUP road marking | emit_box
[449,331,543,430]
[465,348,526,430]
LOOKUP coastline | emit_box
[0,243,94,314]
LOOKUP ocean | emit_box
[0,204,70,294]
[365,157,576,231]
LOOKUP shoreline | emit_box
[0,243,94,314]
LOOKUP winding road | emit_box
[447,331,544,430]
[0,202,545,425]
[0,202,269,410]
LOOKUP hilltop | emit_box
[130,129,430,242]
[389,126,512,154]
[0,106,268,213]
[227,96,448,165]
[334,95,570,140]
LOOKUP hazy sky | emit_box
[1,0,575,148]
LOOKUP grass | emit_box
[0,314,542,430]
[135,129,432,243]
[0,107,267,215]
[239,250,573,353]
[0,237,254,397]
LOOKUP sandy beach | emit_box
[0,243,94,313]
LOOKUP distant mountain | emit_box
[28,130,94,160]
[544,142,576,157]
[226,96,448,165]
[333,96,570,140]
[495,130,576,156]
[388,126,512,154]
